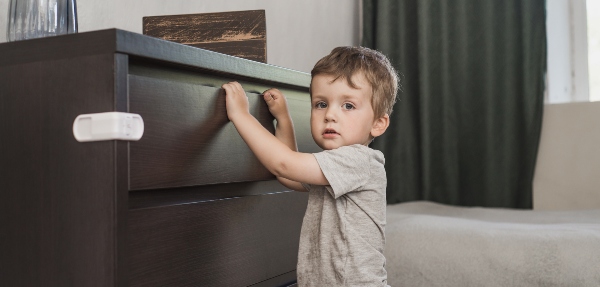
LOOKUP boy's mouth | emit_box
[323,128,339,136]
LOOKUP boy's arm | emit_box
[223,82,328,187]
[263,89,307,192]
[264,89,297,151]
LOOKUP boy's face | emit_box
[310,73,384,150]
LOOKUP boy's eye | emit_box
[315,102,327,109]
[343,103,355,110]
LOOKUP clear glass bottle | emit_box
[6,0,78,42]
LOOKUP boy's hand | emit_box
[223,81,249,122]
[263,88,290,120]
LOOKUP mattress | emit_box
[385,201,600,287]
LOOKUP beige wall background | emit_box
[0,0,360,73]
[533,102,600,210]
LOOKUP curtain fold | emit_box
[363,0,546,208]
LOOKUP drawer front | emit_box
[127,190,307,287]
[129,75,277,190]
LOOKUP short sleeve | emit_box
[312,145,370,198]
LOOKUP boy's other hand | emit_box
[263,88,290,120]
[223,81,249,122]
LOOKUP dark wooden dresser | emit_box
[0,29,318,287]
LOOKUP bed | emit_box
[385,201,600,286]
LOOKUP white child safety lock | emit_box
[73,112,144,142]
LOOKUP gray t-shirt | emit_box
[297,144,388,287]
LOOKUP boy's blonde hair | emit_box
[311,46,399,118]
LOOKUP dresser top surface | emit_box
[0,29,311,89]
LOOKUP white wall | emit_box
[0,0,360,73]
[546,0,589,103]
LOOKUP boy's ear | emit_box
[371,114,390,138]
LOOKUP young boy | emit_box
[222,46,398,287]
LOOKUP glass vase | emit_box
[6,0,78,42]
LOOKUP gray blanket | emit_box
[385,201,600,287]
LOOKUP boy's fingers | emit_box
[222,82,235,92]
[265,91,276,99]
[222,81,249,99]
[233,82,244,94]
[263,89,278,98]
[264,91,279,106]
[221,84,232,97]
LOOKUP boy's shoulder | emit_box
[306,144,387,198]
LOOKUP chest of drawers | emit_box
[0,29,318,286]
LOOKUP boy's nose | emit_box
[325,108,337,122]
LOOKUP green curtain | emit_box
[363,0,546,208]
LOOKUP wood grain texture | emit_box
[0,29,310,89]
[0,29,313,287]
[0,53,121,286]
[128,191,307,287]
[129,74,275,190]
[143,10,267,62]
[114,53,131,287]
[0,29,119,66]
[127,58,319,155]
[249,270,297,287]
[119,29,309,88]
[129,180,288,209]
